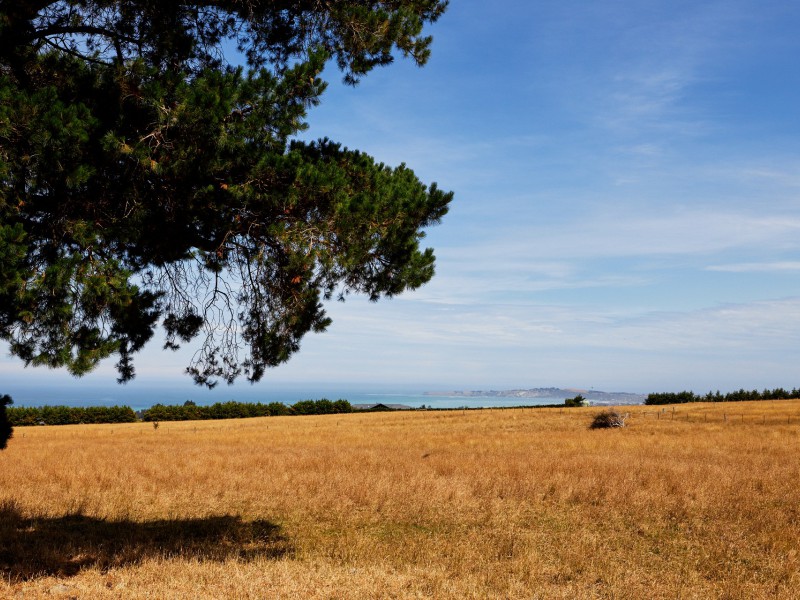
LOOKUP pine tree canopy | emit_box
[0,1,452,387]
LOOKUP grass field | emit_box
[2,401,800,599]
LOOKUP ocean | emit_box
[1,379,565,411]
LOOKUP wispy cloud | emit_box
[439,209,800,264]
[706,262,800,273]
[316,293,800,353]
[250,292,800,389]
[602,69,699,133]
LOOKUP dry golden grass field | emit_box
[2,400,800,599]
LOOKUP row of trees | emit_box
[4,398,355,426]
[140,399,353,421]
[645,388,800,405]
[7,404,137,426]
[141,400,271,421]
[289,399,352,415]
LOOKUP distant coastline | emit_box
[424,387,646,405]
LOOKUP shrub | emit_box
[589,410,627,429]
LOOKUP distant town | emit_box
[424,387,647,405]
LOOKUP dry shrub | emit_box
[589,409,627,429]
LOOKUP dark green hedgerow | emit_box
[645,387,800,405]
[141,399,352,421]
[6,404,137,426]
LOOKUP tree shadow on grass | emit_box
[0,500,293,580]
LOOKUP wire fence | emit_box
[615,406,798,425]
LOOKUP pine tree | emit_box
[0,1,452,387]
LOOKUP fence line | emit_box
[626,410,795,425]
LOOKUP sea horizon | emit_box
[1,377,577,411]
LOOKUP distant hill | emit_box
[424,388,646,405]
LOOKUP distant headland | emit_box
[424,387,646,405]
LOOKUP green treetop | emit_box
[0,1,452,387]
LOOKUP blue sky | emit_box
[4,0,800,396]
